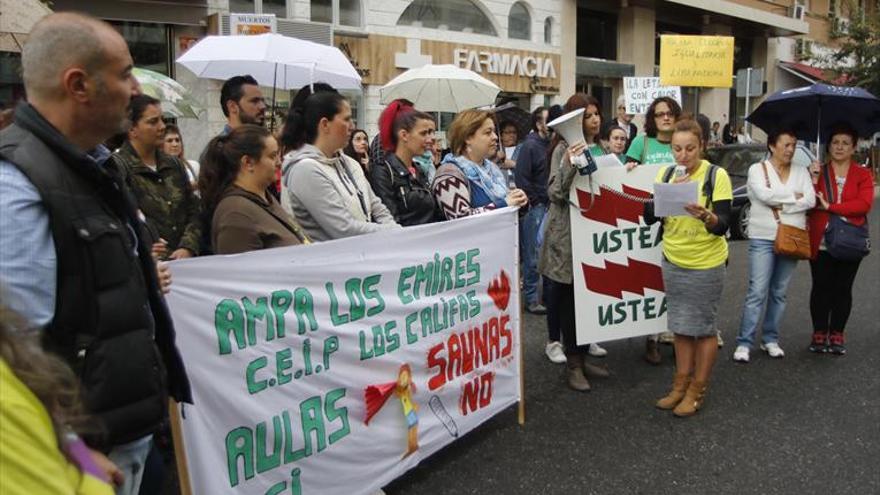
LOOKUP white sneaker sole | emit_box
[760,344,785,358]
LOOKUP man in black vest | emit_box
[0,13,191,495]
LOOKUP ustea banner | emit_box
[569,166,668,345]
[166,208,521,495]
[623,77,682,115]
[659,35,734,88]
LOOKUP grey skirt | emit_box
[662,258,725,337]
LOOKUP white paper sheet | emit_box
[594,153,624,169]
[653,181,698,217]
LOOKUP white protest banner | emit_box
[569,166,668,345]
[623,77,682,115]
[165,208,521,495]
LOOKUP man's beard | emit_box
[240,112,265,126]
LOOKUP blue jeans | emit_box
[736,239,798,348]
[520,203,546,306]
[108,435,153,495]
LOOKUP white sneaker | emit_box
[545,341,566,363]
[733,345,750,363]
[760,342,785,358]
[588,342,608,357]
[658,331,675,344]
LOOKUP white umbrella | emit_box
[380,64,501,113]
[176,33,361,90]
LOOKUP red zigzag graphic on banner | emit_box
[583,258,665,300]
[576,185,651,227]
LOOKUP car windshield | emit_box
[715,148,765,178]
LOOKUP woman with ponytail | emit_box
[370,102,441,226]
[199,125,309,254]
[281,92,399,242]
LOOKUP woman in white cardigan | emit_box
[733,129,816,362]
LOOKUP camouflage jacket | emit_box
[114,141,202,256]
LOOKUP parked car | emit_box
[706,142,816,239]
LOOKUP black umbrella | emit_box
[746,83,880,158]
[493,102,532,141]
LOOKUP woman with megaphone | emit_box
[538,94,612,392]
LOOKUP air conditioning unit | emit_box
[206,13,333,46]
[795,38,813,61]
[790,4,806,20]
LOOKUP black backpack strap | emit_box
[703,164,719,209]
[662,165,676,183]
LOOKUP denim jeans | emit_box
[108,435,153,495]
[736,239,798,348]
[520,203,547,306]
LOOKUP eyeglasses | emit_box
[655,111,675,119]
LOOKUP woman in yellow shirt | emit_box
[643,119,732,417]
[0,307,120,494]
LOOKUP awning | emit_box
[777,61,848,85]
[576,57,635,79]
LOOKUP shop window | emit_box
[229,0,256,12]
[311,0,362,27]
[109,21,171,75]
[576,8,616,60]
[339,0,362,27]
[397,0,498,36]
[229,0,287,17]
[508,2,531,40]
[544,16,553,44]
[311,0,332,23]
[262,0,287,17]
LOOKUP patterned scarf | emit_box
[442,153,509,206]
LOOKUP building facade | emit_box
[10,0,873,156]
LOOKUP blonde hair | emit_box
[447,109,494,156]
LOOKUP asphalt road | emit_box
[386,198,880,495]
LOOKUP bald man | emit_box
[0,13,191,495]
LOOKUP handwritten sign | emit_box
[230,13,277,35]
[623,77,682,114]
[659,35,734,88]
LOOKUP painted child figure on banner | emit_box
[364,364,420,458]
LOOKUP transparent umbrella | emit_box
[133,68,204,119]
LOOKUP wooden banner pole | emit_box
[168,399,194,495]
[514,210,526,426]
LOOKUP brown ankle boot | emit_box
[673,380,708,417]
[582,360,610,378]
[656,373,691,410]
[565,353,591,392]
[644,338,661,365]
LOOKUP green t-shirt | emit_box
[625,136,674,165]
[587,143,605,157]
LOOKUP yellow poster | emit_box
[659,35,734,88]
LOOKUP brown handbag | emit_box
[761,162,811,259]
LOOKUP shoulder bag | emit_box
[761,162,810,259]
[822,166,870,261]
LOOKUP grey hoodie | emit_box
[282,144,399,242]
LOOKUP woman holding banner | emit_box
[371,101,441,226]
[643,119,732,417]
[431,109,528,220]
[625,96,683,363]
[538,94,611,391]
[283,92,399,241]
[200,125,311,254]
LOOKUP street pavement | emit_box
[387,200,880,495]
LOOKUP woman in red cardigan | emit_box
[806,123,874,355]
